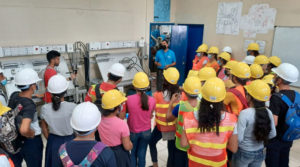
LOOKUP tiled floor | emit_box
[145,138,300,167]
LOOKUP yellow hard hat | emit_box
[182,77,202,95]
[223,60,238,69]
[262,74,275,86]
[219,52,231,62]
[201,77,226,102]
[102,90,127,109]
[269,56,281,67]
[208,46,219,54]
[196,43,208,53]
[250,64,264,79]
[0,102,11,116]
[247,43,260,51]
[231,62,251,79]
[198,67,216,81]
[187,70,199,78]
[244,80,271,102]
[254,55,269,65]
[132,72,150,89]
[163,67,180,85]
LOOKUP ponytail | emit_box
[51,91,66,111]
[252,96,271,143]
[140,90,149,111]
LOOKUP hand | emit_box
[70,73,76,80]
[170,93,180,103]
[156,63,162,67]
[164,65,169,69]
[34,94,44,98]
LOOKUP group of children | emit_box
[0,41,299,167]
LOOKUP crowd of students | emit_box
[0,41,299,167]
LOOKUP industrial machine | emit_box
[0,56,77,103]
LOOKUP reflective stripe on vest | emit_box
[175,101,199,152]
[154,92,179,132]
[184,111,237,167]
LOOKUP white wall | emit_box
[173,0,300,61]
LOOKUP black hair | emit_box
[212,54,218,60]
[51,91,66,111]
[267,63,276,69]
[162,39,169,44]
[136,89,149,111]
[253,51,259,57]
[203,52,208,56]
[101,106,120,116]
[46,50,61,63]
[108,73,122,82]
[17,84,35,92]
[162,78,180,99]
[220,58,228,66]
[198,98,224,136]
[251,96,271,143]
[282,79,291,85]
[233,76,248,86]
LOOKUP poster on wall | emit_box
[240,4,277,38]
[216,2,243,35]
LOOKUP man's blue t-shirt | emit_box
[64,140,117,167]
[155,49,176,69]
[172,104,180,117]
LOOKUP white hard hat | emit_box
[15,68,42,86]
[223,46,232,54]
[0,68,3,74]
[47,74,69,94]
[272,63,299,83]
[243,55,255,65]
[70,102,101,132]
[109,63,126,77]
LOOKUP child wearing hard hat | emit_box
[232,80,276,167]
[266,56,281,74]
[98,90,132,167]
[192,43,209,70]
[166,76,202,167]
[205,46,220,72]
[217,52,231,81]
[224,62,251,116]
[247,43,260,57]
[249,64,264,81]
[149,67,180,167]
[40,74,77,167]
[180,77,238,167]
[223,60,238,89]
[254,55,269,75]
[85,63,126,104]
[9,68,43,167]
[198,67,216,86]
[223,46,233,56]
[265,63,299,167]
[120,72,156,167]
[58,102,117,167]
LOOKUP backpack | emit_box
[0,103,24,154]
[59,142,106,167]
[275,91,300,141]
[228,88,249,109]
[8,91,21,109]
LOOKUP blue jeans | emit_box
[232,148,264,167]
[10,135,43,167]
[130,129,151,167]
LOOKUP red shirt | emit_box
[85,82,117,102]
[43,66,57,103]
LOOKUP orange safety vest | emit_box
[224,85,248,116]
[184,111,237,167]
[154,92,179,132]
[205,61,220,72]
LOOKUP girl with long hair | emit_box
[40,74,77,167]
[232,80,276,167]
[180,77,238,167]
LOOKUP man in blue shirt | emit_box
[155,40,176,91]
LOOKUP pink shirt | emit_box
[98,116,130,147]
[126,94,156,133]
